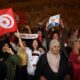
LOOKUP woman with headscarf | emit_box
[35,40,70,80]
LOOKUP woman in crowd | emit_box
[0,41,20,80]
[67,29,80,54]
[14,31,30,80]
[69,38,80,80]
[27,39,44,80]
[35,39,70,80]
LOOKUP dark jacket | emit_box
[0,51,20,80]
[35,52,69,80]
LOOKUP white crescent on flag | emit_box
[0,14,14,28]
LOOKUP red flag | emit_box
[0,8,18,36]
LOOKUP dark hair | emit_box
[1,41,17,54]
[51,30,60,39]
[53,30,59,35]
[14,37,19,45]
[30,39,42,51]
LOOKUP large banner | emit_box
[0,8,17,36]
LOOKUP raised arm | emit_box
[25,25,32,34]
[15,30,25,50]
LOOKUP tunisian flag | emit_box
[0,8,18,36]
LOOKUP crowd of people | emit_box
[0,20,80,80]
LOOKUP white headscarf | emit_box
[47,40,60,73]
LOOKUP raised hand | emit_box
[25,25,32,33]
[59,19,64,28]
[6,48,14,55]
[14,30,21,38]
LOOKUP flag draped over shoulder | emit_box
[0,8,17,36]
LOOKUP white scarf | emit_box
[47,51,60,73]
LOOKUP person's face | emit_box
[37,31,42,37]
[51,45,60,55]
[33,40,38,49]
[53,33,59,40]
[22,41,26,47]
[74,41,80,50]
[2,43,10,52]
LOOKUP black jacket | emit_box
[35,52,69,80]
